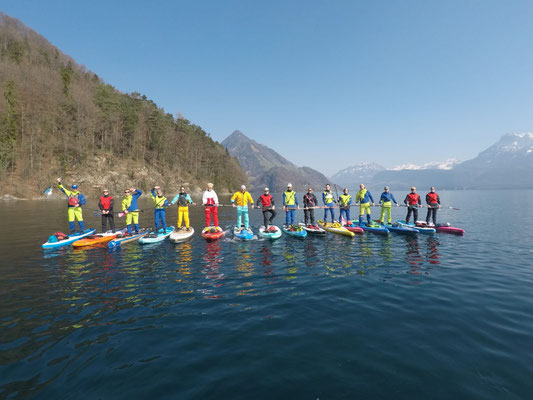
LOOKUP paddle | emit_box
[43,186,53,196]
[399,204,459,210]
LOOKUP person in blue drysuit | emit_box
[322,184,336,223]
[378,186,399,224]
[151,186,170,233]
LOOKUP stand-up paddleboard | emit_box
[317,220,355,237]
[201,226,223,242]
[108,229,149,248]
[281,224,307,238]
[342,222,364,234]
[351,221,389,234]
[170,227,195,243]
[435,223,465,235]
[42,229,96,249]
[73,229,126,247]
[397,220,436,234]
[139,227,174,244]
[234,226,254,240]
[258,225,282,240]
[418,221,465,235]
[381,223,418,234]
[298,223,326,235]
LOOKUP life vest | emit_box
[100,196,112,210]
[205,194,216,205]
[406,193,420,205]
[323,190,334,204]
[122,195,132,212]
[154,195,167,209]
[284,190,296,206]
[357,189,369,203]
[177,193,189,207]
[340,194,351,206]
[53,232,69,241]
[260,194,273,207]
[68,192,80,207]
[427,192,439,204]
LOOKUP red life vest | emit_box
[53,232,68,240]
[100,196,113,210]
[260,194,273,207]
[406,193,420,205]
[427,192,439,204]
[68,195,80,207]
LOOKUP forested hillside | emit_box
[0,13,247,198]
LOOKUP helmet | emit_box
[71,184,78,189]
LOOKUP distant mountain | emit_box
[388,159,460,171]
[330,133,533,189]
[453,132,533,188]
[330,162,385,187]
[330,159,458,188]
[222,130,333,191]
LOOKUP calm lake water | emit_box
[1,190,533,399]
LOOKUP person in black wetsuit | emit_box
[256,187,276,229]
[302,187,319,226]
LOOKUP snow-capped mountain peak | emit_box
[389,159,460,171]
[496,132,533,152]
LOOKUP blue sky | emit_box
[2,0,533,175]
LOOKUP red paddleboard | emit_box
[343,225,364,234]
[435,225,465,235]
[202,226,224,241]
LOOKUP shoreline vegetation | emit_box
[0,13,248,198]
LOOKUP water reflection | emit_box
[403,234,441,280]
[199,242,224,299]
[235,244,255,297]
[426,236,441,265]
[379,236,393,262]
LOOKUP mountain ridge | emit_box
[222,130,334,192]
[330,132,533,189]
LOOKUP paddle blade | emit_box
[44,186,52,196]
[118,212,126,217]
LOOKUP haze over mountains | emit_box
[333,133,533,189]
[222,130,332,192]
[225,131,533,191]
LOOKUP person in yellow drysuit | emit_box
[171,186,195,231]
[122,187,142,234]
[355,184,375,225]
[231,185,254,231]
[57,177,86,233]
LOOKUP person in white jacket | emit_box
[202,183,219,227]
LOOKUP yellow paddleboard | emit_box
[317,220,355,237]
